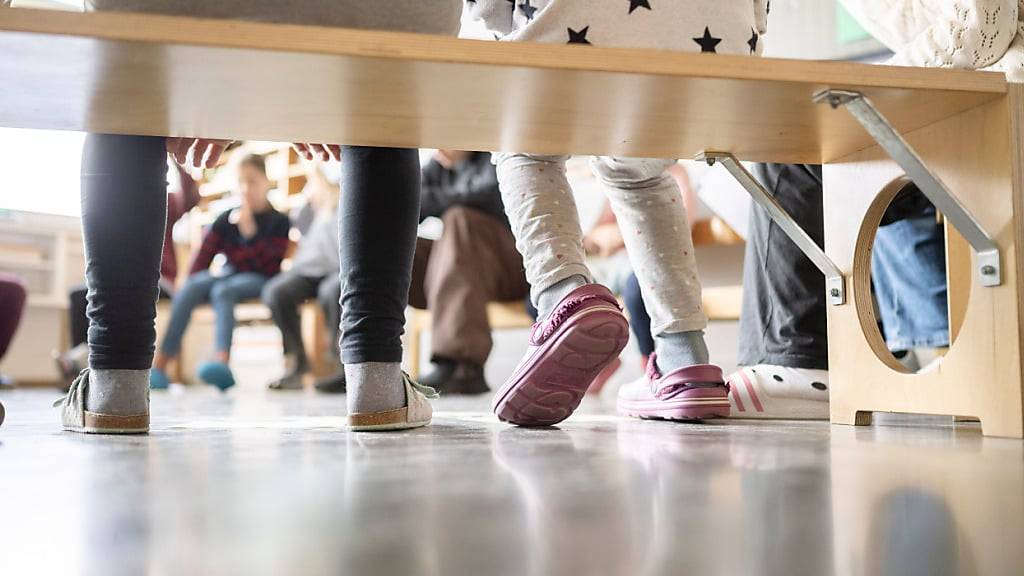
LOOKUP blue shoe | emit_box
[150,368,170,390]
[196,361,235,392]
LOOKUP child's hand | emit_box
[293,143,341,162]
[237,205,258,240]
[167,138,232,169]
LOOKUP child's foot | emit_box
[314,370,347,394]
[267,369,305,391]
[150,367,171,390]
[58,368,150,434]
[348,372,437,431]
[617,354,729,421]
[726,365,829,420]
[196,361,235,392]
[493,284,629,427]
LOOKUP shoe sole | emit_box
[618,397,731,421]
[727,396,829,420]
[64,411,150,434]
[493,305,629,427]
[349,407,431,432]
[63,426,150,434]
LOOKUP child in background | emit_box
[467,0,769,426]
[150,155,290,391]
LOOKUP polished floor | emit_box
[0,388,1021,576]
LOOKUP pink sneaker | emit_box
[493,284,629,426]
[617,354,730,421]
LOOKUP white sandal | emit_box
[348,373,438,432]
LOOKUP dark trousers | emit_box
[262,272,342,369]
[409,207,528,365]
[80,134,168,370]
[0,274,27,361]
[70,282,172,348]
[622,273,655,357]
[338,146,422,364]
[738,164,829,370]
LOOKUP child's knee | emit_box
[209,283,239,306]
[590,157,675,190]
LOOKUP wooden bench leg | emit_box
[823,88,1024,438]
[406,309,425,380]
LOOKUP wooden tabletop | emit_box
[0,8,1008,164]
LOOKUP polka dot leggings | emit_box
[495,153,707,336]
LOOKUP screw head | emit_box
[982,265,997,276]
[830,288,841,298]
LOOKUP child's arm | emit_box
[839,0,1018,70]
[188,212,228,275]
[754,0,769,35]
[464,0,515,38]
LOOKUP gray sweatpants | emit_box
[496,154,706,336]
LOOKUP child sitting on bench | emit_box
[467,0,769,426]
[150,154,290,391]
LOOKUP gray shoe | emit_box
[56,369,149,434]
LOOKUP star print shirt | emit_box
[465,0,769,55]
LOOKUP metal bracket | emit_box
[814,89,1002,287]
[696,151,847,306]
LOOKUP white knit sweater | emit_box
[839,0,1024,81]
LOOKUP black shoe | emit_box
[420,361,489,395]
[268,369,307,391]
[314,370,347,394]
[418,360,456,389]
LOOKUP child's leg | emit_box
[492,153,629,427]
[208,272,268,361]
[338,146,422,421]
[592,157,709,374]
[189,272,265,391]
[494,153,592,319]
[154,271,218,362]
[72,134,167,431]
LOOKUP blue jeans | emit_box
[872,216,950,351]
[159,270,268,358]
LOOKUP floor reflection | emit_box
[0,391,1020,576]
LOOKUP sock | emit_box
[86,369,150,416]
[654,330,710,373]
[536,275,589,320]
[346,362,406,415]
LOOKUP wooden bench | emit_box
[3,8,1022,437]
[159,301,330,385]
